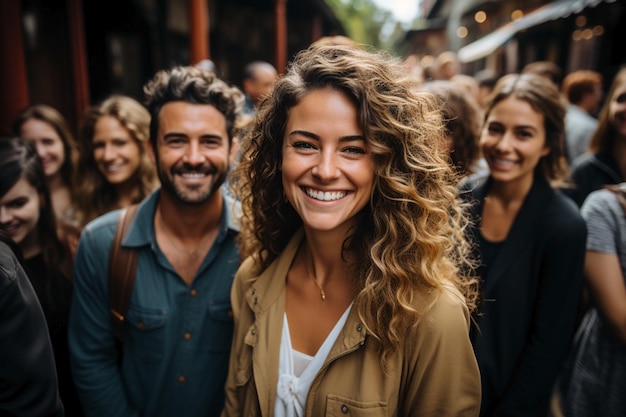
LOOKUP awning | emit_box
[457,0,615,63]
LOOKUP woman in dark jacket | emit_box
[0,230,64,416]
[461,73,587,417]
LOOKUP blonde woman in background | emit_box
[75,95,158,226]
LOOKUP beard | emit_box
[157,160,227,205]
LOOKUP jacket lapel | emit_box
[471,176,554,294]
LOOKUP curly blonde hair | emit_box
[233,44,479,358]
[75,95,157,226]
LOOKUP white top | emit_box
[274,305,352,417]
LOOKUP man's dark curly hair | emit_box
[143,65,244,147]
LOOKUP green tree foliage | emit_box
[325,0,403,53]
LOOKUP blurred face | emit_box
[246,66,278,107]
[0,177,41,247]
[20,118,66,178]
[481,97,549,186]
[152,101,231,205]
[281,88,374,235]
[608,82,626,139]
[93,115,142,185]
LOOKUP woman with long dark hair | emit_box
[0,137,82,415]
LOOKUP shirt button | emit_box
[178,375,186,383]
[341,404,349,414]
[184,332,192,340]
[190,289,197,297]
[137,321,145,329]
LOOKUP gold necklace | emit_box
[303,251,326,301]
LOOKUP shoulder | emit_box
[543,190,586,235]
[232,256,260,293]
[581,186,623,224]
[583,186,620,209]
[415,283,471,336]
[76,209,123,257]
[0,242,20,289]
[570,152,597,172]
[83,209,122,235]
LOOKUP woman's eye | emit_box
[487,125,502,135]
[343,146,366,154]
[615,93,626,104]
[293,142,315,150]
[517,130,533,139]
[9,198,27,208]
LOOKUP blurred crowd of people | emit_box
[1,35,625,417]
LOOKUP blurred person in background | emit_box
[241,61,278,116]
[522,61,562,87]
[569,67,626,207]
[562,70,603,163]
[435,51,460,81]
[461,73,587,417]
[418,79,487,180]
[74,95,158,227]
[0,229,64,417]
[474,69,500,108]
[557,183,626,417]
[0,137,82,415]
[13,104,80,226]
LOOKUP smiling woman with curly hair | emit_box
[222,43,480,417]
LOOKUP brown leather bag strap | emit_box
[109,204,140,342]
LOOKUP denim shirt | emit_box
[69,190,240,417]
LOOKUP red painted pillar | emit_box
[66,0,90,131]
[0,1,29,135]
[189,0,211,64]
[274,0,287,75]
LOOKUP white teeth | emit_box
[305,188,346,201]
[105,165,122,171]
[182,173,206,179]
[494,159,515,166]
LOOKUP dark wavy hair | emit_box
[233,43,478,360]
[0,137,74,309]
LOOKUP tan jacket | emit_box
[222,230,481,416]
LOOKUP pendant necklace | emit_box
[304,252,326,301]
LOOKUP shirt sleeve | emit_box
[68,224,140,417]
[582,189,621,255]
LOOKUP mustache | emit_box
[171,162,217,176]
